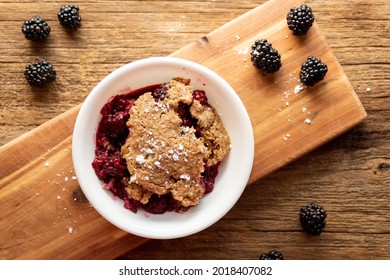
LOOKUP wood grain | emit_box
[1,0,389,260]
[0,105,147,259]
[171,0,367,184]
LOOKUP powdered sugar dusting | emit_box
[172,153,180,161]
[136,154,146,165]
[294,84,304,94]
[237,47,248,55]
[180,174,191,181]
[275,72,318,142]
[37,149,84,235]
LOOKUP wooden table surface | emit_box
[1,0,389,260]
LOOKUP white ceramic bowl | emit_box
[72,57,254,239]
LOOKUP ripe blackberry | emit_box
[259,250,284,260]
[24,61,56,86]
[152,84,168,101]
[300,203,327,235]
[259,254,271,260]
[250,39,282,74]
[287,4,315,36]
[92,150,129,181]
[192,90,208,105]
[299,56,328,86]
[57,5,82,30]
[22,16,51,42]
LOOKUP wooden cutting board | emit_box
[0,0,366,259]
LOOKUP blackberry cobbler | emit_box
[92,78,230,214]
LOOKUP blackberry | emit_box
[300,203,327,235]
[92,150,129,181]
[287,4,315,36]
[259,250,284,260]
[24,61,56,86]
[192,90,208,105]
[250,39,282,74]
[57,5,82,30]
[299,56,328,86]
[22,16,51,42]
[152,84,168,101]
[259,254,271,260]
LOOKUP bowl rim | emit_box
[72,56,254,239]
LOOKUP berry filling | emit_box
[192,89,208,105]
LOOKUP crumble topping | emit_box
[121,78,230,208]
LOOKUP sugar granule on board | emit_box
[294,84,304,94]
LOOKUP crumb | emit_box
[237,47,248,55]
[294,84,304,94]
